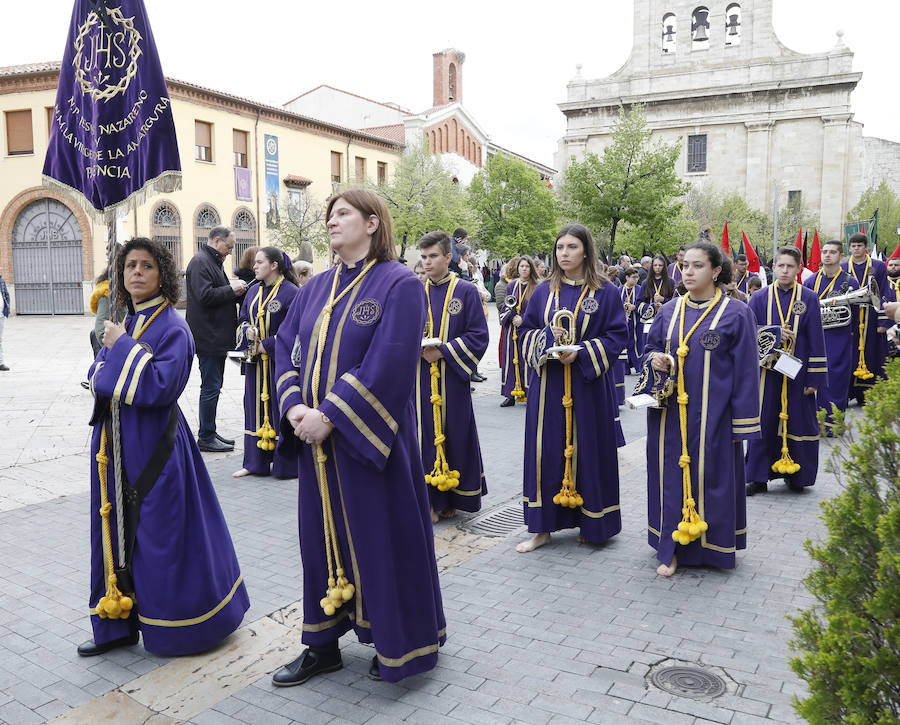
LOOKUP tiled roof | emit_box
[284,84,411,114]
[283,174,313,186]
[359,124,405,144]
[0,61,61,76]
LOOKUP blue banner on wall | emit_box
[42,0,181,220]
[264,134,279,228]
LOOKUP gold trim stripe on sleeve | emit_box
[445,341,473,376]
[343,373,398,434]
[277,370,298,389]
[457,339,480,367]
[123,352,152,405]
[279,385,302,412]
[325,392,390,459]
[112,344,142,402]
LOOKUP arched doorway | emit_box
[12,197,84,314]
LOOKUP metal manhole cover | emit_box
[650,666,727,700]
[458,502,525,537]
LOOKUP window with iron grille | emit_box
[195,205,220,251]
[150,202,183,269]
[232,209,257,262]
[687,134,707,172]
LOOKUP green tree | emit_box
[269,192,330,257]
[848,180,900,252]
[789,361,900,723]
[467,152,559,259]
[561,105,688,261]
[368,137,472,260]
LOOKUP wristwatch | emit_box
[320,412,331,425]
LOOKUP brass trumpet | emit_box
[549,309,577,359]
[820,278,882,329]
[503,294,519,314]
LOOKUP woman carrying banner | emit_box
[80,238,249,657]
[233,247,299,478]
[642,242,760,576]
[499,256,540,407]
[515,224,627,553]
[272,189,445,685]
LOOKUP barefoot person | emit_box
[416,231,489,523]
[643,242,760,576]
[81,238,249,656]
[516,224,627,553]
[272,190,445,685]
[233,247,299,478]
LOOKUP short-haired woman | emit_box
[80,238,249,657]
[516,224,628,553]
[233,247,300,478]
[643,242,761,576]
[499,256,540,407]
[272,190,445,685]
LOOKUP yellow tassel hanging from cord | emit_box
[551,365,581,508]
[509,281,527,403]
[853,306,874,380]
[669,291,721,546]
[771,376,801,474]
[255,353,277,451]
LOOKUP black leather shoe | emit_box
[500,397,515,407]
[77,632,139,657]
[198,438,234,453]
[746,481,768,497]
[786,480,804,492]
[215,433,235,446]
[0,365,9,371]
[368,655,382,681]
[470,371,487,382]
[272,648,342,687]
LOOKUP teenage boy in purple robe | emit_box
[233,247,299,478]
[515,224,627,554]
[667,246,686,285]
[803,240,859,435]
[841,232,893,404]
[416,231,489,523]
[643,242,760,576]
[80,238,249,657]
[272,190,445,686]
[746,247,827,496]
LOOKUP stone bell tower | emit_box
[433,49,465,107]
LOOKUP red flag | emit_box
[808,229,821,273]
[890,243,900,260]
[742,231,760,273]
[721,221,730,255]
[795,228,804,281]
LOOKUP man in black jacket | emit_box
[185,225,248,452]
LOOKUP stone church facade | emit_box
[556,0,899,238]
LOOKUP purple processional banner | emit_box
[235,166,252,202]
[42,0,181,219]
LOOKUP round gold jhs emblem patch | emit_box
[447,298,463,316]
[699,331,720,351]
[267,299,282,313]
[351,299,382,326]
[581,297,599,314]
[792,301,807,315]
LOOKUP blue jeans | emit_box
[197,354,225,442]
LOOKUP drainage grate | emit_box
[458,502,525,537]
[650,665,727,700]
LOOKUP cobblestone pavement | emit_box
[0,310,843,724]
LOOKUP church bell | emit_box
[692,9,709,41]
[727,14,740,36]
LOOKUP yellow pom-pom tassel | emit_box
[119,596,133,611]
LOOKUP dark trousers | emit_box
[197,354,226,442]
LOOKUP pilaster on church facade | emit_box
[556,0,878,238]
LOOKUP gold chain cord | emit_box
[312,261,376,616]
[94,300,169,619]
[253,277,284,450]
[424,276,461,492]
[551,284,590,509]
[670,290,720,545]
[769,283,802,475]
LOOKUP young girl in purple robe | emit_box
[232,247,299,478]
[636,254,676,355]
[80,238,249,657]
[499,256,540,407]
[516,224,628,553]
[643,242,760,576]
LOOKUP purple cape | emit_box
[417,273,489,513]
[236,278,299,476]
[519,279,627,542]
[643,294,761,569]
[745,284,828,487]
[275,261,446,683]
[87,297,248,655]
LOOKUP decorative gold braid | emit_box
[669,290,721,545]
[551,284,590,509]
[510,280,527,402]
[253,277,284,451]
[424,276,461,491]
[849,257,875,380]
[768,283,802,474]
[311,262,376,616]
[93,300,168,618]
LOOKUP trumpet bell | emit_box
[549,309,577,359]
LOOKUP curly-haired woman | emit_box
[80,238,249,658]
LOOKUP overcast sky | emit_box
[2,1,897,168]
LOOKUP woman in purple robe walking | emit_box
[80,238,249,657]
[499,256,540,407]
[636,254,676,355]
[272,190,445,685]
[232,247,299,478]
[643,242,761,576]
[515,224,628,554]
